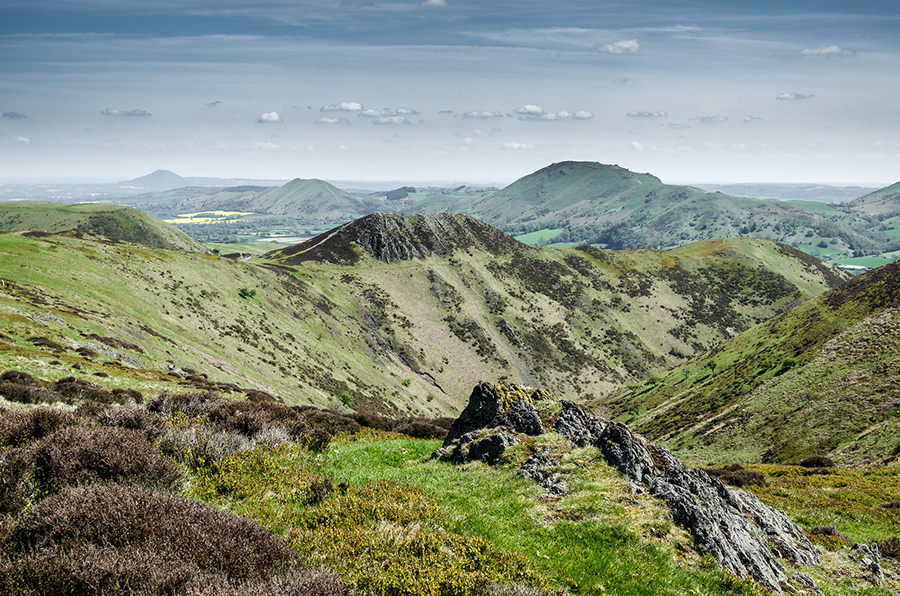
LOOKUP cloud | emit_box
[438,110,454,114]
[801,45,856,57]
[631,141,643,150]
[596,39,641,54]
[501,142,535,151]
[316,117,351,125]
[664,123,691,130]
[320,102,364,112]
[2,112,26,119]
[101,108,151,117]
[456,129,493,138]
[627,111,667,118]
[422,0,448,6]
[776,92,814,100]
[743,115,762,123]
[463,110,503,119]
[205,100,222,108]
[257,111,282,123]
[14,136,30,144]
[395,107,419,115]
[615,78,633,84]
[514,105,593,121]
[692,115,728,124]
[252,141,279,150]
[373,116,409,125]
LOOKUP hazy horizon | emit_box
[2,1,899,186]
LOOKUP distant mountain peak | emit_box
[272,211,528,265]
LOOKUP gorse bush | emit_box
[798,455,835,468]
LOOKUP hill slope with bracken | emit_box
[603,258,900,467]
[0,211,846,417]
[0,201,209,253]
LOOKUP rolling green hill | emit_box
[0,213,846,417]
[0,201,209,253]
[603,259,900,467]
[425,162,895,259]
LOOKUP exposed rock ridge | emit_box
[439,383,821,595]
[274,212,529,265]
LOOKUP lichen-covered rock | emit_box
[443,383,546,446]
[433,430,518,465]
[519,452,567,497]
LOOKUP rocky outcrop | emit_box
[276,212,529,265]
[439,383,822,595]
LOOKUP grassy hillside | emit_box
[604,259,900,467]
[0,212,846,416]
[0,201,209,253]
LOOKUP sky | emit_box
[1,0,899,186]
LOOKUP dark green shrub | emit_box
[295,427,331,452]
[52,377,115,404]
[32,426,182,494]
[799,455,835,468]
[28,337,66,353]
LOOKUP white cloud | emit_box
[101,108,150,117]
[743,115,763,123]
[2,112,26,119]
[422,0,448,6]
[457,129,493,138]
[316,117,351,125]
[501,142,535,151]
[252,141,279,150]
[776,92,814,100]
[627,111,667,118]
[395,107,419,115]
[514,105,593,121]
[693,115,728,124]
[320,102,364,112]
[359,109,384,118]
[463,110,503,119]
[664,123,691,130]
[14,136,30,144]
[631,141,643,150]
[257,111,282,123]
[373,116,409,125]
[596,39,641,54]
[801,45,856,57]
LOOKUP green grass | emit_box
[205,241,288,255]
[833,255,896,269]
[785,200,840,214]
[513,228,564,246]
[185,434,770,596]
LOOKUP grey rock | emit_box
[519,451,567,496]
[555,401,820,595]
[443,383,545,446]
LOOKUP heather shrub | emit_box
[798,455,835,468]
[702,464,768,488]
[52,377,115,404]
[98,406,167,440]
[158,424,250,470]
[350,411,394,432]
[393,420,447,440]
[878,537,900,560]
[302,410,360,435]
[75,399,111,418]
[0,447,34,515]
[0,408,76,447]
[2,485,300,589]
[32,426,182,494]
[148,391,221,418]
[254,426,292,449]
[0,381,56,404]
[294,426,331,452]
[28,336,66,352]
[881,501,900,509]
[1,370,36,384]
[111,387,144,404]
